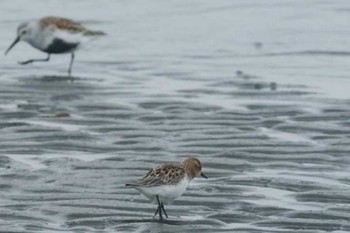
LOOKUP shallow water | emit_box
[1,0,350,232]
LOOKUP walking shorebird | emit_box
[4,16,105,76]
[126,157,207,221]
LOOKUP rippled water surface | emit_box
[1,0,350,232]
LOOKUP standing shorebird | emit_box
[126,157,207,221]
[4,16,105,75]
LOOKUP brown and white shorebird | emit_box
[4,16,105,75]
[126,157,208,221]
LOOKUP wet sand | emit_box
[1,0,350,232]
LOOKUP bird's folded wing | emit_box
[40,16,86,33]
[134,164,185,187]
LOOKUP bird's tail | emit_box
[84,30,106,36]
[125,183,138,187]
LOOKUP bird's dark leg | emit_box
[18,54,50,65]
[156,195,163,221]
[68,52,74,76]
[153,205,160,217]
[161,203,168,218]
[153,202,168,219]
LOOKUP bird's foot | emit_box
[18,60,32,65]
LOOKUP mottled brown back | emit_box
[39,16,105,35]
[40,16,86,32]
[134,164,185,187]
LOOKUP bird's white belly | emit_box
[136,178,190,204]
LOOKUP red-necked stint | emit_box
[5,16,105,76]
[126,157,208,221]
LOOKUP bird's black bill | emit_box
[200,172,208,179]
[5,36,20,55]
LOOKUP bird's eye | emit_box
[22,30,27,35]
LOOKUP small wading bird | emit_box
[126,157,207,221]
[4,16,105,75]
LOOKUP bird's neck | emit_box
[184,168,196,181]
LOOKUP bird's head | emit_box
[5,22,34,55]
[182,157,208,180]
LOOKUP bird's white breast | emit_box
[136,177,190,204]
[24,22,51,51]
[26,22,84,53]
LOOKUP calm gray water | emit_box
[1,0,350,232]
